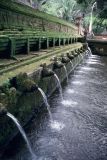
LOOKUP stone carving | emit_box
[0,7,77,34]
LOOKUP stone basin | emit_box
[88,36,107,56]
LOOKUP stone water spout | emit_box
[82,43,92,55]
[79,48,83,54]
[10,71,54,122]
[58,55,69,83]
[10,72,38,93]
[0,103,7,117]
[78,48,82,54]
[7,112,36,158]
[60,54,70,64]
[40,63,54,78]
[71,50,76,55]
[50,57,63,99]
[82,43,88,52]
[77,49,81,54]
[51,57,64,70]
[66,52,74,60]
[71,51,78,57]
[66,52,74,70]
[0,104,35,157]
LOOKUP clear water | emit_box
[54,74,63,100]
[3,55,107,160]
[69,61,73,68]
[38,88,53,121]
[88,47,92,55]
[7,112,36,159]
[80,53,84,59]
[63,65,68,83]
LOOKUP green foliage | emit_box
[0,0,76,29]
[41,0,81,21]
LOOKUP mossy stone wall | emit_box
[0,50,86,155]
[0,0,83,58]
[0,0,78,34]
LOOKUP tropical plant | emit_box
[41,0,82,22]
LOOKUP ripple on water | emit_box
[88,58,101,62]
[81,67,92,71]
[38,156,52,160]
[90,55,99,58]
[87,61,104,66]
[61,100,78,107]
[72,81,85,85]
[75,70,87,74]
[88,58,100,61]
[49,121,65,131]
[66,89,77,94]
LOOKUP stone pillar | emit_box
[27,38,30,54]
[10,38,15,58]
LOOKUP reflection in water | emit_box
[3,55,107,160]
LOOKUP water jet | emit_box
[7,112,36,159]
[53,73,63,100]
[38,88,53,120]
[63,65,68,83]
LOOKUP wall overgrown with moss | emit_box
[0,0,86,155]
[0,0,78,34]
[0,44,86,154]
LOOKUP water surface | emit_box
[3,55,107,160]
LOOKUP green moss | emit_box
[0,43,82,85]
[0,0,77,30]
[0,45,84,148]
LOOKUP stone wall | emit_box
[88,39,107,56]
[0,0,85,155]
[0,0,78,34]
[0,0,82,58]
[0,47,87,156]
